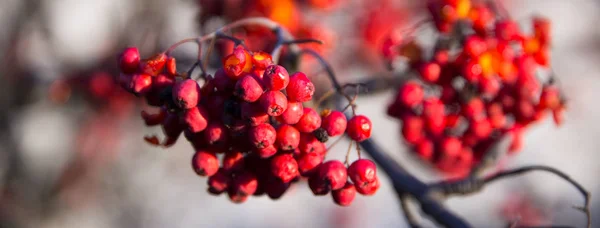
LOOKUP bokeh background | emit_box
[0,0,599,227]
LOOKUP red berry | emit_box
[346,115,372,142]
[420,62,441,83]
[251,51,273,70]
[278,102,304,124]
[130,73,153,95]
[297,152,324,177]
[264,178,290,199]
[204,122,229,146]
[348,159,377,185]
[463,98,485,120]
[166,56,177,76]
[321,110,347,137]
[270,154,299,183]
[259,91,288,116]
[118,73,132,92]
[276,125,301,150]
[308,172,330,195]
[255,144,278,158]
[223,47,251,80]
[153,74,175,91]
[316,160,347,190]
[440,137,462,158]
[295,107,322,133]
[140,53,167,76]
[222,151,245,173]
[463,60,482,83]
[470,118,492,139]
[479,76,501,97]
[229,172,258,203]
[299,133,326,156]
[355,176,380,195]
[182,105,209,133]
[464,36,487,57]
[118,47,140,74]
[249,123,276,149]
[332,182,356,206]
[207,169,230,195]
[423,98,445,118]
[495,20,521,41]
[286,72,315,102]
[234,74,264,102]
[416,138,434,161]
[192,151,219,176]
[240,102,269,126]
[172,79,201,109]
[263,65,290,91]
[397,81,424,108]
[212,68,235,92]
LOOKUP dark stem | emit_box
[399,193,422,228]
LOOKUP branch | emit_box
[399,193,422,228]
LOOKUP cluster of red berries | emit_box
[116,45,378,206]
[385,0,565,175]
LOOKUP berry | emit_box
[130,73,153,95]
[420,62,441,83]
[265,178,290,200]
[223,47,251,79]
[223,151,245,173]
[308,173,330,195]
[192,151,219,176]
[118,47,140,74]
[464,36,487,57]
[234,74,264,102]
[286,72,315,102]
[251,51,273,69]
[295,107,322,133]
[355,176,380,195]
[397,81,424,108]
[440,137,462,158]
[207,169,230,195]
[299,133,326,156]
[140,53,167,76]
[276,125,301,150]
[263,65,290,91]
[240,102,269,126]
[416,138,434,161]
[347,115,372,142]
[229,172,258,203]
[213,68,235,92]
[249,123,276,149]
[297,152,324,177]
[172,79,200,109]
[182,105,209,133]
[166,56,177,76]
[278,102,304,125]
[259,91,288,116]
[348,159,378,185]
[270,154,299,183]
[332,182,356,206]
[204,122,229,146]
[255,144,278,158]
[316,160,347,190]
[321,110,347,137]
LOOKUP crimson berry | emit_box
[278,102,304,124]
[286,72,315,102]
[463,60,482,83]
[130,73,153,95]
[234,74,264,102]
[251,51,273,70]
[348,159,377,185]
[464,36,487,57]
[249,123,276,149]
[141,108,166,126]
[276,125,301,150]
[140,53,167,76]
[265,178,290,200]
[332,182,356,207]
[207,169,230,195]
[495,20,521,41]
[162,112,184,139]
[165,56,177,76]
[297,152,324,177]
[321,110,347,137]
[479,76,501,97]
[270,154,299,183]
[308,172,330,195]
[223,47,250,80]
[204,122,229,146]
[259,90,288,116]
[440,137,462,158]
[192,151,219,176]
[240,102,269,126]
[539,86,561,110]
[420,62,441,83]
[416,138,434,161]
[397,81,424,108]
[153,74,175,91]
[423,98,445,118]
[172,79,201,109]
[264,65,290,91]
[118,47,140,74]
[295,107,322,133]
[229,172,258,203]
[347,115,372,142]
[118,73,132,92]
[255,144,278,158]
[316,160,347,190]
[299,133,326,156]
[222,151,245,173]
[182,105,209,133]
[533,16,551,46]
[212,68,235,92]
[463,98,485,120]
[355,176,380,195]
[470,118,492,139]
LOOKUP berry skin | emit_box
[348,159,377,185]
[286,72,315,102]
[229,172,258,203]
[270,154,299,183]
[249,123,277,149]
[182,105,209,133]
[440,137,462,158]
[278,102,304,125]
[464,36,487,57]
[240,102,269,126]
[222,151,245,173]
[416,138,435,161]
[234,74,264,102]
[297,152,324,177]
[420,62,441,83]
[495,20,521,41]
[153,74,175,91]
[192,151,219,176]
[223,47,251,80]
[172,79,201,109]
[308,172,330,195]
[251,51,273,69]
[118,73,133,92]
[263,65,290,91]
[207,169,230,195]
[212,68,235,92]
[165,56,177,76]
[397,81,424,108]
[299,133,326,156]
[130,73,153,95]
[463,98,485,120]
[265,178,290,200]
[140,53,167,76]
[255,144,278,158]
[332,182,356,207]
[346,115,372,142]
[118,47,140,74]
[321,110,347,137]
[259,90,288,116]
[295,107,322,133]
[276,125,301,150]
[355,176,380,195]
[316,160,348,190]
[204,122,229,146]
[470,118,492,139]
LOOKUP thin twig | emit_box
[399,194,422,228]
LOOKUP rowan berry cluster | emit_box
[385,0,565,175]
[117,44,377,206]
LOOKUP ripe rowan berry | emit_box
[204,122,229,146]
[416,138,435,161]
[316,160,347,190]
[207,169,230,195]
[332,182,356,206]
[259,90,288,116]
[118,47,140,74]
[276,125,301,150]
[251,51,273,70]
[278,102,304,125]
[355,176,380,195]
[183,105,209,133]
[295,107,322,133]
[321,110,347,137]
[166,56,177,76]
[192,151,219,176]
[263,65,290,91]
[140,53,167,76]
[347,115,372,142]
[255,145,278,158]
[348,159,377,185]
[222,151,245,173]
[286,72,315,102]
[270,154,299,183]
[234,74,264,102]
[249,123,276,149]
[240,102,269,126]
[464,36,487,57]
[397,81,424,108]
[420,62,441,83]
[297,152,324,177]
[229,172,258,203]
[130,73,153,95]
[172,79,201,109]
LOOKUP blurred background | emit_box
[0,0,599,227]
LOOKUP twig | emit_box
[399,193,422,228]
